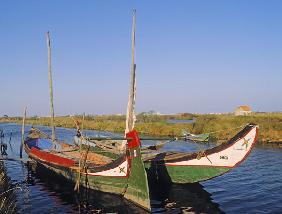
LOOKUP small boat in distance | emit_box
[183,132,210,142]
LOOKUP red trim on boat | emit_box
[30,147,76,167]
[126,130,140,149]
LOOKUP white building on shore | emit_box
[234,105,252,116]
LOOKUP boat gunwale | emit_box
[144,124,258,168]
[23,138,131,176]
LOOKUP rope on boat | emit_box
[196,150,212,164]
[74,145,90,192]
[121,152,131,197]
[74,114,87,192]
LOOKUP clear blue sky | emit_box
[1,0,281,116]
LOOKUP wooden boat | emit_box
[70,10,259,185]
[143,124,258,184]
[21,13,151,210]
[183,132,210,142]
[81,123,258,184]
[24,128,151,210]
[84,124,258,184]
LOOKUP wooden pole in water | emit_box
[74,113,85,192]
[20,107,27,158]
[46,32,56,144]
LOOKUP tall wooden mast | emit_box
[46,31,56,144]
[125,9,137,135]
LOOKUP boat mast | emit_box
[46,32,56,144]
[125,9,137,135]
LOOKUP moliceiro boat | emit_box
[183,132,210,142]
[24,128,151,210]
[143,124,258,184]
[22,11,151,210]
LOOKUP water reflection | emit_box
[23,159,223,214]
[0,161,19,213]
[1,123,281,213]
[0,123,223,213]
[26,161,148,214]
[149,173,224,214]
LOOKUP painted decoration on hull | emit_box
[166,126,258,168]
[87,160,129,177]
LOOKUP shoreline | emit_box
[1,112,281,145]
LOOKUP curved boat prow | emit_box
[24,128,151,211]
[124,130,151,211]
[145,124,259,184]
[167,124,259,168]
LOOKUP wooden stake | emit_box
[74,113,85,192]
[20,107,27,158]
[46,32,56,144]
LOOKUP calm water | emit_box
[0,123,281,213]
[166,119,195,124]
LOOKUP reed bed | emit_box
[1,112,281,144]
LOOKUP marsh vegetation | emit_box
[1,112,281,144]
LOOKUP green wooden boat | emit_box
[24,128,151,210]
[143,124,258,184]
[21,12,151,210]
[81,124,258,184]
[183,133,210,142]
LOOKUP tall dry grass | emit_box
[1,112,281,143]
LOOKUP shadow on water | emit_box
[24,158,223,214]
[26,161,149,214]
[0,124,224,214]
[1,124,282,213]
[147,153,224,214]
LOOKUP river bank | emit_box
[0,112,281,144]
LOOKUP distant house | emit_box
[234,105,252,116]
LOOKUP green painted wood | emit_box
[164,165,230,183]
[40,162,128,195]
[145,162,230,184]
[37,131,151,211]
[124,135,151,210]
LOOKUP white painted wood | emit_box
[87,160,128,177]
[166,126,258,168]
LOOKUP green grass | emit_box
[1,112,281,144]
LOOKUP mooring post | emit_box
[74,113,85,192]
[20,107,27,158]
